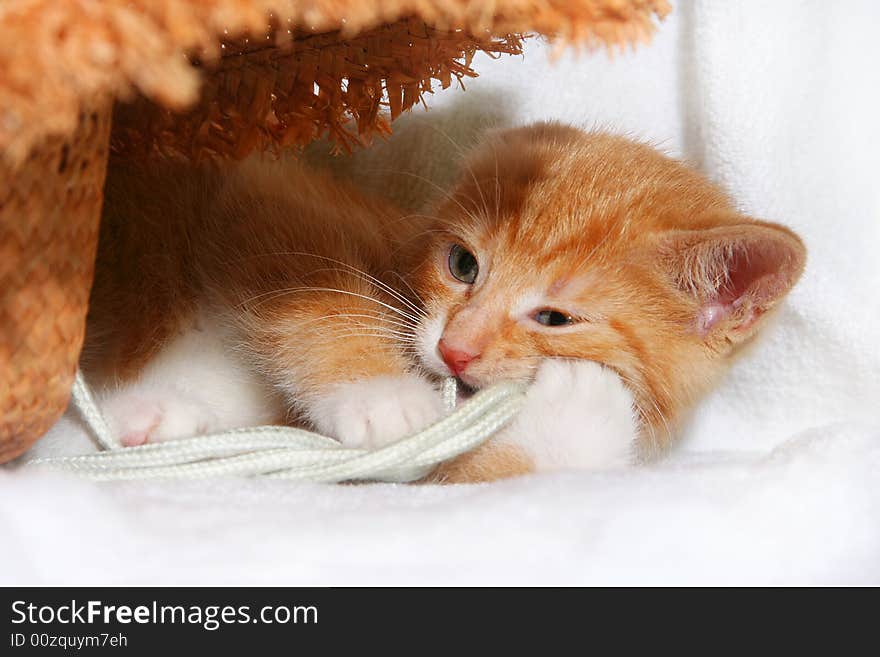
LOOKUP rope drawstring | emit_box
[24,371,526,483]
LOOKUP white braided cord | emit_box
[24,371,526,483]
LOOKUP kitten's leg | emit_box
[237,277,444,449]
[100,385,221,447]
[96,314,283,446]
[307,374,444,450]
[429,360,638,483]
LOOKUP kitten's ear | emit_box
[656,221,806,342]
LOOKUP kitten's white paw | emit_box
[101,388,220,446]
[311,375,444,449]
[500,359,638,471]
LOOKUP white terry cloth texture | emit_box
[3,1,879,585]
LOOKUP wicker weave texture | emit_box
[0,101,112,462]
[0,0,670,166]
[112,19,523,159]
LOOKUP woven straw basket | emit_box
[0,0,668,463]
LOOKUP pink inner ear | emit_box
[696,298,760,337]
[696,238,790,337]
[696,302,730,336]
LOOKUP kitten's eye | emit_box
[448,244,479,284]
[533,309,574,327]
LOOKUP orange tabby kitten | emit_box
[83,122,805,482]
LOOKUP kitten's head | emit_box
[411,123,805,446]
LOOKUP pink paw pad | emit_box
[105,397,165,447]
[119,430,151,447]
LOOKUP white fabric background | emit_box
[2,1,878,585]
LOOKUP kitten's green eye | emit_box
[533,309,574,327]
[448,244,479,284]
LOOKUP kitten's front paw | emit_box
[501,359,638,471]
[101,388,220,446]
[310,375,444,449]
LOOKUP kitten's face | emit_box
[411,124,805,444]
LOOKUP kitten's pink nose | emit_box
[437,340,478,377]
